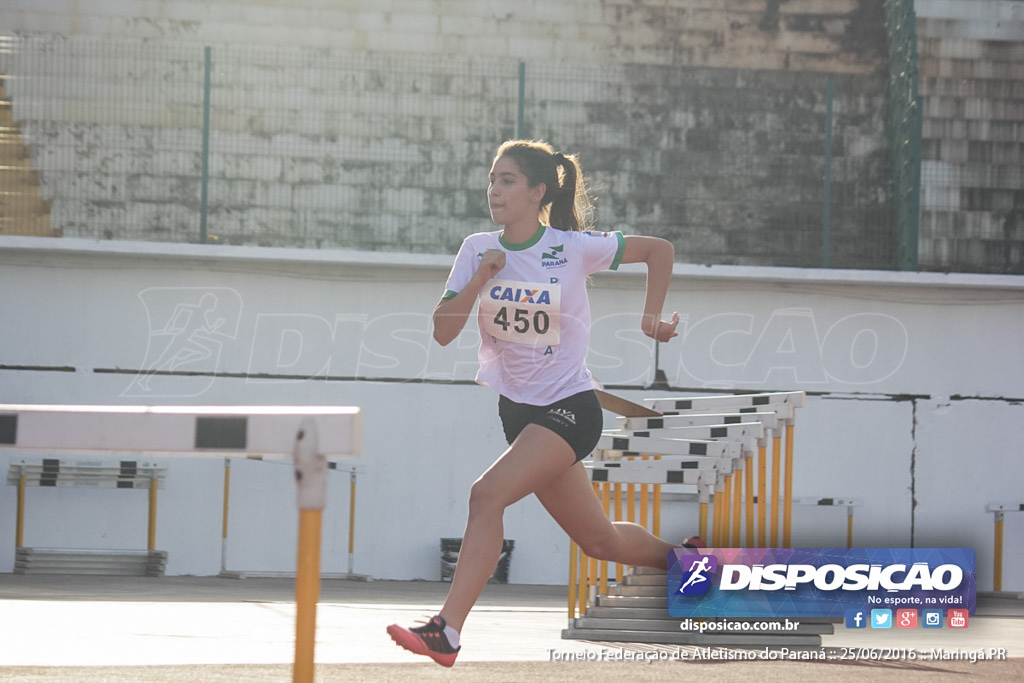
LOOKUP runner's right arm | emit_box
[433,249,506,346]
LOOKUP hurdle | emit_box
[0,403,362,683]
[986,502,1023,593]
[7,456,169,575]
[563,390,847,647]
[568,391,805,622]
[785,496,863,549]
[644,392,804,547]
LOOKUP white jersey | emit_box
[442,224,625,405]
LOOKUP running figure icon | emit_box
[678,555,713,594]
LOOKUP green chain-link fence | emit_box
[3,34,901,270]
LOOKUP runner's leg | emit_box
[438,424,576,632]
[535,460,674,568]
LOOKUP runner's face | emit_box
[488,156,544,228]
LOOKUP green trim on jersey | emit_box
[441,290,458,299]
[609,231,626,270]
[499,224,545,251]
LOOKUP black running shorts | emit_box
[497,389,603,462]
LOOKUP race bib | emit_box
[479,279,561,345]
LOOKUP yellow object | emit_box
[294,509,322,683]
[148,476,158,551]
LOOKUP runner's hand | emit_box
[475,249,506,281]
[642,312,680,342]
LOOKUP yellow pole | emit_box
[771,435,781,547]
[640,483,649,530]
[699,502,708,542]
[732,469,742,547]
[293,418,327,683]
[757,445,767,547]
[640,456,650,530]
[613,483,624,581]
[626,482,636,523]
[568,540,579,620]
[348,470,357,574]
[720,475,732,546]
[221,460,231,573]
[599,483,610,595]
[847,506,855,549]
[783,423,795,547]
[745,459,755,547]
[222,459,231,540]
[712,485,722,547]
[578,543,589,617]
[295,509,322,683]
[652,456,662,538]
[587,552,597,614]
[148,474,158,551]
[653,485,662,538]
[994,511,1004,592]
[16,473,26,548]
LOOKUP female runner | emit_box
[387,139,696,666]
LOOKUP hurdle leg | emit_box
[732,467,742,547]
[626,482,636,523]
[994,510,1004,592]
[221,459,231,573]
[713,482,724,547]
[653,484,662,539]
[771,434,781,547]
[292,418,327,683]
[295,508,322,682]
[847,505,855,549]
[599,483,610,595]
[148,472,158,551]
[698,483,710,542]
[568,540,579,620]
[578,543,589,617]
[720,475,732,546]
[348,469,357,576]
[757,445,767,547]
[783,421,795,547]
[613,483,624,582]
[744,459,755,547]
[16,468,26,548]
[639,456,650,531]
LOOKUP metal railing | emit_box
[884,0,923,271]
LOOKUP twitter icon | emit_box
[870,609,893,629]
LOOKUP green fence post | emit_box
[517,61,525,139]
[884,0,922,271]
[199,46,211,244]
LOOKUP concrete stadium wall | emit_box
[1,0,886,71]
[1,0,901,270]
[3,1,1022,270]
[1,236,1022,590]
[915,0,1024,274]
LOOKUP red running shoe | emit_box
[387,615,460,667]
[682,536,707,549]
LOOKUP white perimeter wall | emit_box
[1,237,1022,591]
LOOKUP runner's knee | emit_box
[576,531,619,562]
[468,475,509,514]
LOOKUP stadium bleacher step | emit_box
[0,77,57,236]
[15,547,167,577]
[562,565,834,648]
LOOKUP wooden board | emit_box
[594,389,662,417]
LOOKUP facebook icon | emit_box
[845,609,867,629]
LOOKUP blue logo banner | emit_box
[667,547,976,618]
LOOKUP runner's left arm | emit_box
[620,235,679,342]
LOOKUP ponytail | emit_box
[494,140,594,232]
